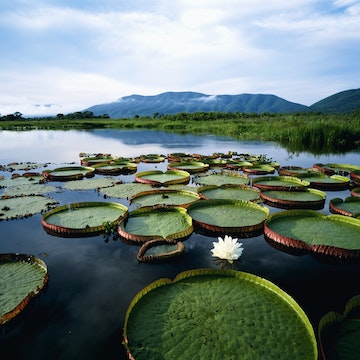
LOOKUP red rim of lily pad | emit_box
[135,170,190,186]
[42,166,95,181]
[264,210,360,259]
[351,187,360,197]
[187,199,269,237]
[252,176,310,191]
[0,253,48,326]
[130,189,201,208]
[329,196,360,217]
[42,201,128,237]
[136,239,185,262]
[118,206,193,244]
[350,169,360,185]
[297,174,350,191]
[260,188,326,210]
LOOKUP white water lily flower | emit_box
[211,235,244,264]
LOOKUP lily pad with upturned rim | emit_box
[42,201,128,237]
[264,210,360,259]
[123,268,318,360]
[193,172,249,186]
[296,173,350,191]
[0,253,48,326]
[350,169,360,186]
[351,188,360,197]
[242,164,276,175]
[42,166,95,181]
[130,189,201,208]
[187,199,269,236]
[92,161,137,175]
[136,239,185,262]
[118,206,193,243]
[252,176,310,191]
[330,197,360,217]
[198,184,261,202]
[167,161,209,173]
[318,295,360,360]
[135,170,190,186]
[260,188,326,210]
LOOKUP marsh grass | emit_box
[1,111,359,154]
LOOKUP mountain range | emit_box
[84,88,360,118]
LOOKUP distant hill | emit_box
[84,91,309,118]
[309,88,360,114]
[83,89,360,118]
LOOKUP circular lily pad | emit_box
[318,295,360,360]
[225,160,253,170]
[252,176,310,191]
[137,240,185,262]
[187,199,269,236]
[296,174,350,191]
[80,155,116,166]
[198,184,260,202]
[351,188,360,197]
[260,188,326,210]
[167,161,209,173]
[194,172,249,186]
[135,170,190,186]
[242,164,276,175]
[42,166,95,181]
[93,161,137,175]
[330,197,360,217]
[130,189,201,208]
[350,169,360,186]
[140,154,166,163]
[0,253,48,325]
[278,167,320,177]
[264,210,360,259]
[118,206,193,243]
[0,195,59,220]
[123,268,318,360]
[42,201,128,237]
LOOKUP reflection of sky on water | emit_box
[1,129,360,359]
[1,129,359,166]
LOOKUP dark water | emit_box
[0,129,359,359]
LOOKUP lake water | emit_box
[0,129,359,359]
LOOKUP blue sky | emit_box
[1,0,359,116]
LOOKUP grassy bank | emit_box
[1,111,359,154]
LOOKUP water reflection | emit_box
[0,129,359,359]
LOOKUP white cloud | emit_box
[0,0,359,115]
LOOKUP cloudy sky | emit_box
[1,0,359,116]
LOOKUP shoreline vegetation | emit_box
[1,111,360,154]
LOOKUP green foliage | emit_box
[0,111,359,155]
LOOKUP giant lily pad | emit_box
[187,199,269,236]
[194,172,249,186]
[80,155,116,166]
[0,253,48,325]
[260,188,326,210]
[0,195,59,220]
[252,176,310,191]
[351,188,360,197]
[318,295,360,360]
[130,189,201,208]
[167,161,209,173]
[264,210,360,259]
[92,161,137,175]
[198,184,260,202]
[350,169,360,186]
[42,166,95,181]
[242,164,276,175]
[137,239,185,262]
[100,183,152,199]
[330,197,360,217]
[118,206,193,243]
[135,170,190,186]
[296,173,350,191]
[123,268,318,360]
[62,177,120,191]
[42,201,128,237]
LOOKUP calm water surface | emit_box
[0,129,359,359]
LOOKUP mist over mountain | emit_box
[84,89,359,118]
